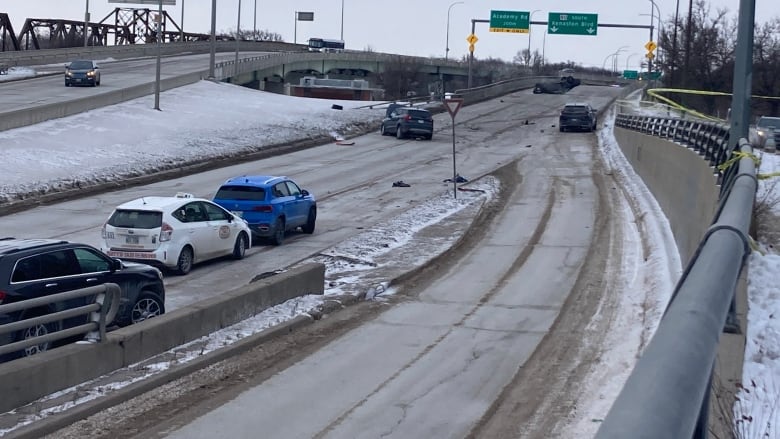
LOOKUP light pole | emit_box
[83,0,89,47]
[154,0,163,110]
[527,9,540,66]
[626,52,639,70]
[340,0,345,41]
[253,0,257,36]
[235,0,241,68]
[542,29,547,66]
[208,0,216,79]
[179,0,184,42]
[445,2,464,60]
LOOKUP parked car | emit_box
[65,60,101,87]
[0,238,165,357]
[212,176,317,246]
[753,116,780,149]
[559,103,598,132]
[100,193,251,275]
[380,105,434,140]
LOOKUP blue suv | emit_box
[212,176,317,245]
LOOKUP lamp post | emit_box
[208,0,216,79]
[626,52,639,70]
[445,2,464,61]
[179,0,184,42]
[542,29,547,65]
[340,0,345,41]
[84,0,89,47]
[235,0,241,68]
[253,0,257,36]
[527,9,540,66]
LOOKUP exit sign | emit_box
[489,10,530,34]
[548,12,598,36]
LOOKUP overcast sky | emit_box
[3,1,778,69]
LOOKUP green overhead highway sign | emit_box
[623,70,638,79]
[548,12,598,36]
[489,10,530,34]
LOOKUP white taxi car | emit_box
[100,193,252,275]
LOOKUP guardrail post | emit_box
[82,283,121,343]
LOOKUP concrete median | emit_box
[0,262,325,414]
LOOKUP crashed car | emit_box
[533,76,581,94]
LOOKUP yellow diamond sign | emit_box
[467,34,478,44]
[646,52,655,60]
[645,41,657,52]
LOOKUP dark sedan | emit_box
[65,60,101,87]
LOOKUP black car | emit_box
[65,60,101,87]
[0,238,165,356]
[380,104,434,140]
[559,103,598,132]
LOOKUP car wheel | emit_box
[396,125,404,139]
[65,81,70,87]
[302,207,317,234]
[175,246,194,275]
[426,134,433,141]
[17,311,58,357]
[380,124,386,136]
[127,291,164,325]
[270,217,285,246]
[233,232,248,259]
[559,126,564,132]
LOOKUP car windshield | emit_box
[107,209,162,229]
[69,61,94,70]
[758,118,780,129]
[215,185,266,201]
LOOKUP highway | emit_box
[0,83,649,438]
[0,52,269,113]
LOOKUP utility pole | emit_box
[208,0,216,78]
[154,0,163,110]
[84,0,89,47]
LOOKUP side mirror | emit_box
[301,189,310,196]
[110,258,122,272]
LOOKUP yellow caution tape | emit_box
[645,88,780,123]
[717,151,760,172]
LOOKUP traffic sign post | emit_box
[547,12,598,35]
[466,33,477,53]
[489,10,530,33]
[444,98,464,199]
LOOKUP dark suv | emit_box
[0,238,165,356]
[559,103,597,132]
[380,104,434,140]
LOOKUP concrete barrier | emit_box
[613,128,719,265]
[0,262,325,414]
[0,70,207,132]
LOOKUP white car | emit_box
[100,193,252,275]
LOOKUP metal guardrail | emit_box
[597,117,756,439]
[615,114,733,184]
[0,283,121,357]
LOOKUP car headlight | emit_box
[87,70,96,77]
[66,71,73,77]
[757,130,767,138]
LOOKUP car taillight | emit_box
[252,205,273,213]
[403,115,411,121]
[101,223,114,239]
[159,222,173,242]
[0,291,5,304]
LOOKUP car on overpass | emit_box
[212,176,317,246]
[100,193,251,275]
[64,60,101,87]
[0,238,165,358]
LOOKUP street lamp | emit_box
[445,2,464,61]
[235,0,241,68]
[626,52,639,70]
[527,9,540,66]
[84,0,89,47]
[253,0,257,36]
[340,0,345,41]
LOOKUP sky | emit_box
[0,70,778,436]
[3,1,780,69]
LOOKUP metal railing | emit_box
[0,283,121,357]
[597,117,756,439]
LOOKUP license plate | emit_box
[76,79,82,82]
[418,120,424,123]
[126,235,139,244]
[232,211,243,218]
